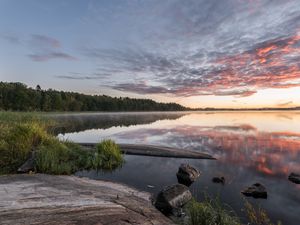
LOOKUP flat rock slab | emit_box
[80,143,215,159]
[0,174,174,225]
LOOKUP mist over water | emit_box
[57,111,300,225]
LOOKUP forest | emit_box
[0,82,188,111]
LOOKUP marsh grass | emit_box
[244,200,282,225]
[0,111,124,174]
[186,197,241,225]
[35,140,91,174]
[185,196,281,225]
[89,139,124,170]
[0,121,51,174]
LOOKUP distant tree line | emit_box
[0,82,188,112]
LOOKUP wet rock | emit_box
[288,173,300,184]
[241,183,267,199]
[212,176,225,184]
[155,184,192,214]
[176,164,200,186]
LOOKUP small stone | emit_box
[241,183,267,199]
[288,173,300,184]
[176,164,200,186]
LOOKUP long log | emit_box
[79,143,216,159]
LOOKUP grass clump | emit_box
[36,139,124,174]
[186,198,241,225]
[35,140,90,175]
[89,139,124,170]
[244,200,282,225]
[0,121,50,174]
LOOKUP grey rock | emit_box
[241,183,267,199]
[0,174,175,225]
[176,164,200,186]
[155,184,192,214]
[288,173,300,184]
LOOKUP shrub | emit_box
[89,139,124,170]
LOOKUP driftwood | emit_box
[79,143,215,159]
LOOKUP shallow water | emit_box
[57,111,300,224]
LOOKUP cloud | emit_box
[85,32,300,97]
[27,34,76,62]
[30,34,61,48]
[112,81,257,97]
[83,29,300,97]
[77,0,300,97]
[56,72,108,80]
[28,52,76,62]
[0,33,20,44]
[277,101,294,107]
[214,89,257,97]
[113,82,172,95]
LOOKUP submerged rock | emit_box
[241,183,267,199]
[155,184,192,214]
[176,164,200,186]
[288,173,300,184]
[212,176,225,184]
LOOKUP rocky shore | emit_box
[0,174,174,225]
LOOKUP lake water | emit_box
[56,111,300,225]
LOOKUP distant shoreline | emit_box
[194,107,300,111]
[1,108,300,114]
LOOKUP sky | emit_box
[1,0,300,108]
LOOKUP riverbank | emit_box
[0,174,174,225]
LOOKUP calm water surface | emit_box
[56,111,300,225]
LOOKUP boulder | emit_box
[241,183,267,199]
[176,164,200,186]
[155,184,192,214]
[288,173,300,184]
[212,176,225,184]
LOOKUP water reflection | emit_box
[50,111,186,134]
[113,124,300,178]
[59,111,300,225]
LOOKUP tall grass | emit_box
[0,112,124,175]
[244,200,282,225]
[35,140,91,174]
[185,196,281,225]
[89,139,124,170]
[0,121,50,174]
[186,198,241,225]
